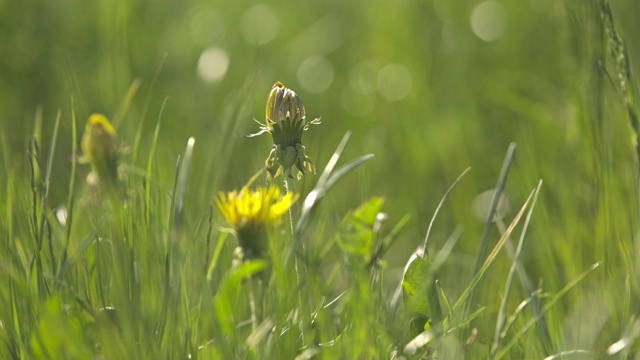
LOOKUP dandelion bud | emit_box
[266,81,306,128]
[249,81,321,180]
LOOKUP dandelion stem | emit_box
[284,176,308,347]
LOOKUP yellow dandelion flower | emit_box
[216,185,298,258]
[249,81,321,180]
[81,114,119,188]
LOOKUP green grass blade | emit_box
[490,180,544,358]
[174,137,195,229]
[206,232,229,282]
[30,110,61,295]
[145,97,167,226]
[291,153,373,263]
[322,153,374,191]
[293,130,373,243]
[294,131,353,239]
[0,124,10,175]
[495,263,601,360]
[317,130,352,186]
[369,213,411,265]
[10,281,27,358]
[543,349,598,360]
[500,289,544,340]
[112,78,141,128]
[607,317,640,356]
[58,100,78,280]
[451,187,535,315]
[472,142,516,277]
[422,167,471,252]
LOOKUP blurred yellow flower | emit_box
[81,113,119,188]
[249,81,320,180]
[216,185,298,258]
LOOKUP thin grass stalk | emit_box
[112,78,141,128]
[599,0,640,274]
[494,263,601,360]
[4,172,14,255]
[27,111,43,296]
[145,97,167,227]
[422,167,471,252]
[293,131,352,247]
[472,142,516,276]
[465,142,516,320]
[35,110,61,296]
[420,167,471,329]
[205,204,214,271]
[0,124,11,174]
[206,232,229,282]
[451,187,535,315]
[58,100,78,281]
[490,180,547,358]
[494,216,554,355]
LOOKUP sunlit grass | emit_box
[1,0,640,358]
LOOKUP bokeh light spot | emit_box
[472,189,511,222]
[297,56,334,93]
[341,85,376,117]
[349,61,379,95]
[197,47,229,83]
[470,1,508,42]
[240,5,279,45]
[190,8,225,45]
[377,64,412,102]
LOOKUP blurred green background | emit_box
[2,0,640,339]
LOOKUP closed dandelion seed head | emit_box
[250,81,320,180]
[216,185,298,258]
[81,114,119,188]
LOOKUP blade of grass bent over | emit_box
[423,167,471,252]
[290,130,374,264]
[419,167,471,327]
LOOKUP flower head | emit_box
[249,82,320,180]
[81,114,119,188]
[216,185,298,258]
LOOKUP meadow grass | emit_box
[2,0,640,359]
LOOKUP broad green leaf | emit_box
[402,256,433,320]
[336,197,384,263]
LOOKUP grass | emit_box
[2,0,640,358]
